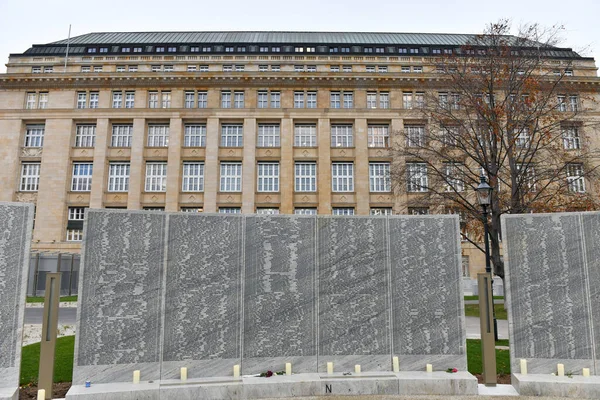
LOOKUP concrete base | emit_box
[66,371,478,399]
[513,373,600,399]
[0,387,18,400]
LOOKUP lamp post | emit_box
[476,173,498,341]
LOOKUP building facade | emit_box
[1,32,598,278]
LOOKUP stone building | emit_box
[0,31,598,278]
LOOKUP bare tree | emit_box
[391,20,600,280]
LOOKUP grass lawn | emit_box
[464,295,504,301]
[20,336,75,385]
[19,335,508,385]
[466,339,510,374]
[464,304,508,320]
[26,296,78,303]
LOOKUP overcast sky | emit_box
[1,0,599,74]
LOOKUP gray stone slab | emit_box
[581,212,600,375]
[0,202,33,391]
[66,382,160,400]
[74,210,166,384]
[243,215,317,374]
[162,214,243,379]
[502,213,594,375]
[513,373,600,399]
[0,386,18,400]
[396,371,478,395]
[389,215,467,371]
[317,216,391,372]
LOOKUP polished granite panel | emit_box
[317,217,390,371]
[75,210,166,383]
[162,214,243,378]
[389,216,466,371]
[581,212,600,374]
[0,202,33,389]
[503,213,594,374]
[243,215,317,373]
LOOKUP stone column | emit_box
[391,118,405,214]
[165,118,183,212]
[127,118,146,210]
[0,119,22,202]
[317,118,331,214]
[89,118,110,208]
[354,118,369,215]
[280,118,294,214]
[203,117,219,213]
[242,118,256,214]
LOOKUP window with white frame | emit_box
[563,126,581,149]
[566,163,585,193]
[182,162,204,192]
[180,207,203,213]
[294,91,304,108]
[197,91,208,108]
[66,206,86,241]
[369,162,391,192]
[294,208,317,215]
[514,127,530,148]
[219,207,241,214]
[368,125,389,148]
[366,66,376,73]
[343,92,353,108]
[185,91,195,108]
[161,91,171,108]
[258,91,269,108]
[220,162,242,192]
[221,91,232,108]
[370,208,393,215]
[569,95,579,112]
[77,92,87,109]
[145,162,167,192]
[20,163,40,191]
[35,92,48,109]
[403,92,413,109]
[71,163,93,191]
[147,124,169,147]
[108,163,130,192]
[257,124,280,147]
[257,208,279,215]
[462,256,470,278]
[332,207,355,215]
[330,91,341,108]
[111,124,133,147]
[26,93,37,109]
[444,162,464,192]
[406,163,428,192]
[24,125,45,147]
[331,124,353,147]
[184,124,206,147]
[270,91,280,108]
[294,124,317,147]
[148,91,159,108]
[557,95,567,112]
[307,91,317,108]
[379,92,389,109]
[367,92,377,108]
[517,163,537,192]
[221,124,243,147]
[257,162,279,192]
[234,91,244,108]
[112,91,123,108]
[89,92,99,109]
[343,65,352,73]
[405,125,425,147]
[332,162,354,192]
[442,125,459,146]
[295,162,317,192]
[409,207,429,215]
[75,124,96,147]
[124,91,135,109]
[414,92,424,108]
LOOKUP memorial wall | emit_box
[0,202,34,398]
[502,212,600,375]
[74,210,467,384]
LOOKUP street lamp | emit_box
[476,172,498,341]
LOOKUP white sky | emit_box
[1,0,599,74]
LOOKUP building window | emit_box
[108,163,130,192]
[89,92,99,109]
[43,66,54,73]
[187,65,197,72]
[199,65,209,72]
[295,65,305,72]
[93,66,102,72]
[77,92,87,109]
[378,66,388,73]
[563,126,581,150]
[368,125,389,148]
[333,207,355,216]
[125,91,135,109]
[26,92,48,110]
[294,91,304,108]
[366,66,376,73]
[197,91,208,108]
[180,207,203,212]
[569,95,579,112]
[294,91,317,108]
[221,124,243,147]
[147,124,169,147]
[161,91,171,108]
[331,124,353,148]
[407,163,428,192]
[220,162,242,192]
[151,65,161,72]
[112,91,123,108]
[148,91,159,108]
[26,93,37,109]
[20,163,40,191]
[294,124,317,147]
[257,208,279,215]
[444,162,465,192]
[271,65,280,72]
[343,65,352,72]
[462,256,470,278]
[219,207,241,214]
[409,207,430,215]
[223,65,233,72]
[330,91,341,108]
[405,125,426,147]
[37,92,48,109]
[144,207,165,211]
[330,65,340,72]
[71,163,93,191]
[332,162,354,192]
[270,91,280,108]
[513,127,530,148]
[370,208,393,216]
[182,162,204,192]
[185,91,195,108]
[257,91,268,108]
[24,125,45,147]
[294,208,317,215]
[184,124,206,147]
[66,207,86,241]
[75,124,96,147]
[116,66,126,73]
[257,162,279,192]
[343,92,353,108]
[145,162,167,192]
[259,65,268,72]
[234,91,245,108]
[32,66,42,73]
[221,91,231,108]
[566,163,585,193]
[257,124,280,147]
[111,124,133,147]
[295,162,317,192]
[403,92,413,109]
[369,162,391,192]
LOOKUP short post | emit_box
[478,272,497,386]
[38,273,61,399]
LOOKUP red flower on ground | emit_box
[266,370,273,377]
